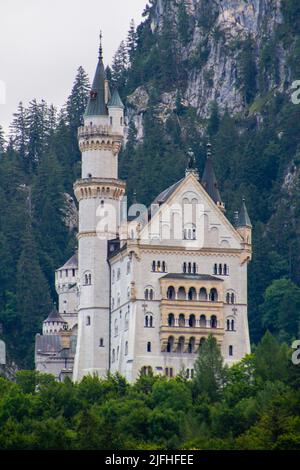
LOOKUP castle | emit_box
[35,39,252,383]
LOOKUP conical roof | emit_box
[201,143,222,204]
[238,198,252,227]
[44,304,66,324]
[85,37,108,117]
[108,89,124,108]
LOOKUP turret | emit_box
[108,89,125,135]
[73,34,126,382]
[43,304,68,335]
[236,198,252,261]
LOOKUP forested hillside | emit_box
[0,334,299,450]
[0,0,300,368]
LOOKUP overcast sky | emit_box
[0,0,147,135]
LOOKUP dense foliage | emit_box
[0,333,299,450]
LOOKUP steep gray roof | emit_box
[35,335,61,354]
[61,253,78,269]
[152,179,184,206]
[238,199,252,227]
[85,45,108,117]
[44,304,67,324]
[201,143,222,204]
[108,89,124,108]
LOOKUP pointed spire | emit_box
[201,141,223,206]
[99,30,103,60]
[85,32,108,117]
[108,89,125,108]
[237,198,252,227]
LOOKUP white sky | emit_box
[0,0,147,135]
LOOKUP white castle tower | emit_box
[73,37,125,381]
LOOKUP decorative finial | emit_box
[99,30,103,60]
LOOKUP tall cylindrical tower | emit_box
[73,39,125,382]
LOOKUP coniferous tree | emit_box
[194,335,228,402]
[111,41,128,90]
[16,225,52,367]
[127,19,138,66]
[0,125,6,155]
[66,66,90,130]
[10,102,27,165]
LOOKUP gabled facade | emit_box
[35,39,252,383]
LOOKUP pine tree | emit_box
[66,66,90,130]
[9,102,27,165]
[111,41,128,90]
[26,99,49,174]
[0,125,6,156]
[194,335,228,401]
[16,225,52,367]
[32,153,70,290]
[127,19,138,65]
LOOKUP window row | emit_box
[112,341,129,363]
[183,262,197,274]
[59,269,76,279]
[167,313,219,329]
[84,273,92,286]
[214,263,229,276]
[112,261,131,283]
[167,286,219,302]
[152,261,167,273]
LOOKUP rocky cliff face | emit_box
[127,0,291,135]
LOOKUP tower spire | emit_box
[85,31,108,117]
[201,141,225,210]
[99,30,103,61]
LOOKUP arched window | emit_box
[219,264,223,275]
[178,287,186,300]
[229,345,233,356]
[167,336,174,353]
[231,319,235,331]
[86,316,91,326]
[114,319,118,336]
[193,262,197,274]
[214,263,218,275]
[188,287,197,301]
[200,314,206,328]
[157,261,161,272]
[183,262,187,274]
[112,349,115,363]
[210,315,217,329]
[178,314,185,327]
[224,264,228,276]
[189,314,196,328]
[125,313,129,330]
[167,286,175,300]
[188,262,192,274]
[226,293,230,304]
[145,314,153,328]
[199,288,208,301]
[231,293,235,304]
[149,289,154,300]
[210,288,218,302]
[227,319,230,331]
[162,261,166,272]
[188,337,195,353]
[145,289,149,300]
[152,261,156,272]
[99,338,104,347]
[178,337,185,353]
[147,342,152,352]
[168,313,175,327]
[125,341,128,356]
[149,315,153,327]
[145,315,149,328]
[88,274,92,285]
